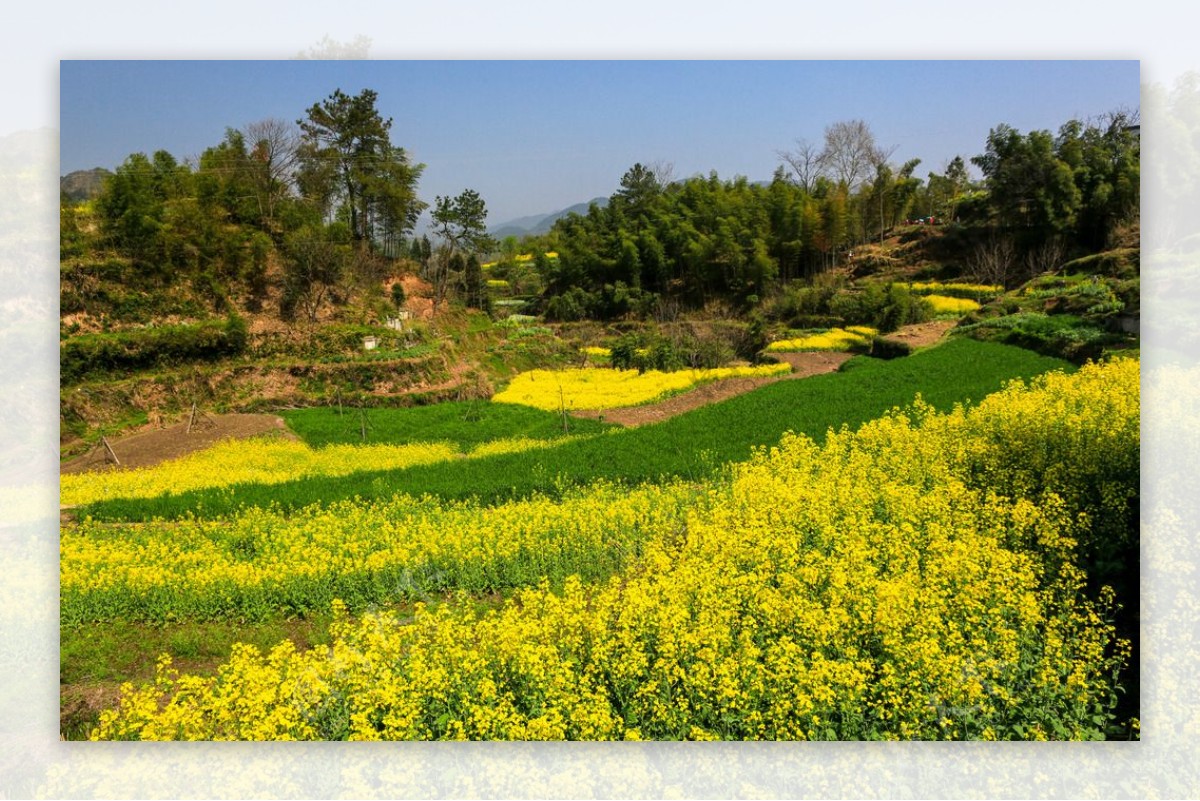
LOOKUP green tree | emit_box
[281,225,348,321]
[197,129,259,225]
[1055,113,1140,250]
[95,152,180,277]
[429,189,493,312]
[463,254,489,312]
[615,162,662,228]
[972,124,1082,243]
[296,88,426,248]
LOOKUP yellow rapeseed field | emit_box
[60,438,460,507]
[766,327,877,353]
[62,479,697,625]
[89,359,1138,741]
[923,295,981,315]
[909,281,1003,298]
[60,435,582,509]
[492,364,790,411]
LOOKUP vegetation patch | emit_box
[492,364,790,411]
[767,327,877,352]
[60,315,248,385]
[79,339,1073,521]
[283,400,613,450]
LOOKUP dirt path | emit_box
[572,320,956,428]
[573,351,854,427]
[877,319,956,349]
[60,413,298,475]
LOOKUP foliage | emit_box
[282,400,613,450]
[971,114,1139,251]
[60,314,248,385]
[827,283,931,332]
[868,336,912,360]
[954,312,1115,364]
[463,254,489,312]
[279,224,351,321]
[428,189,494,311]
[296,88,426,245]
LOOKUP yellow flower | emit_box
[492,364,789,411]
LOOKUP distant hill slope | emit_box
[61,168,112,202]
[490,196,609,238]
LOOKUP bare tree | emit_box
[242,118,299,226]
[967,236,1018,288]
[294,35,372,60]
[823,120,889,190]
[777,138,827,192]
[1024,237,1067,281]
[649,159,676,189]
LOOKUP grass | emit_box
[80,339,1074,521]
[60,595,509,740]
[59,613,335,740]
[283,399,614,450]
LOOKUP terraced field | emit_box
[61,340,1139,741]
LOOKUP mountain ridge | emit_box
[490,196,609,238]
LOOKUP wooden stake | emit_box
[101,436,120,466]
[187,402,198,434]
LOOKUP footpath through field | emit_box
[575,320,957,427]
[572,351,853,427]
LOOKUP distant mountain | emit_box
[61,168,111,202]
[490,196,609,238]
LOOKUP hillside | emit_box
[60,168,111,202]
[58,105,1139,458]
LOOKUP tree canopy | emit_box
[296,88,426,248]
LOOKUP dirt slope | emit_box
[61,413,297,474]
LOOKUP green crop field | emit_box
[79,339,1072,521]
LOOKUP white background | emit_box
[1,2,1195,797]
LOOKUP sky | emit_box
[60,60,1140,229]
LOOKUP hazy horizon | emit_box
[60,60,1140,229]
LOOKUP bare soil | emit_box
[60,413,298,475]
[877,319,956,349]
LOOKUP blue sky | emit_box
[60,60,1140,227]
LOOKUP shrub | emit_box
[870,337,913,360]
[828,283,930,333]
[60,314,250,384]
